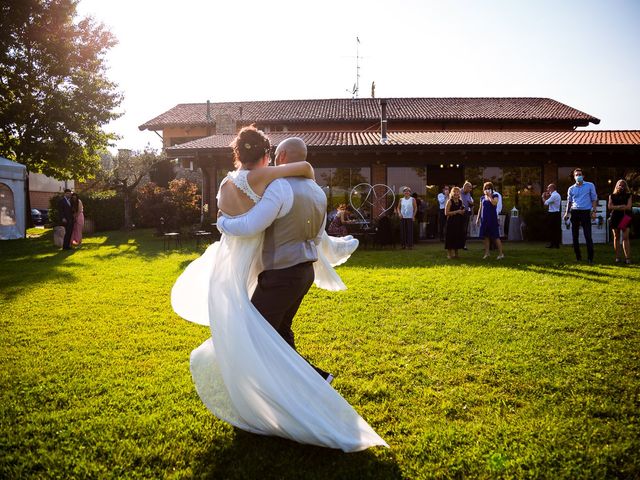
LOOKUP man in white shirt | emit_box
[542,183,562,248]
[437,185,449,241]
[494,190,503,217]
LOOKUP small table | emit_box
[193,230,213,248]
[163,232,181,251]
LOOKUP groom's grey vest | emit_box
[262,178,327,270]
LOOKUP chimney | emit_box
[215,114,235,134]
[206,100,211,122]
[380,98,388,144]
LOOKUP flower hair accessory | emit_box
[244,143,252,150]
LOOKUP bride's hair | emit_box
[231,125,271,168]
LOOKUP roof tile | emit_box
[167,130,640,153]
[140,97,599,130]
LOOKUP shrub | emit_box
[83,191,125,231]
[136,182,173,229]
[48,191,124,232]
[135,179,201,231]
[168,178,201,227]
[48,194,64,225]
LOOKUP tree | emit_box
[149,159,176,188]
[136,179,201,230]
[0,0,122,179]
[100,148,165,229]
[167,178,201,227]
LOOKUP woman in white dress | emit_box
[171,126,387,452]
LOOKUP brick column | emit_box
[543,161,558,189]
[200,166,218,216]
[371,163,387,218]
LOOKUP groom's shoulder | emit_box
[265,177,293,197]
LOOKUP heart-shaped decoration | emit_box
[349,183,396,224]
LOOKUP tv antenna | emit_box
[345,36,362,98]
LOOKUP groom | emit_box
[217,138,333,382]
[58,188,74,250]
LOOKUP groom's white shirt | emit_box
[217,178,324,245]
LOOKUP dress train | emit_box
[171,231,387,452]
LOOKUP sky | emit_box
[76,0,640,152]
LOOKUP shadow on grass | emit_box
[0,232,80,302]
[193,429,401,480]
[0,229,207,302]
[2,232,632,304]
[84,229,215,262]
[349,241,632,283]
[0,229,216,301]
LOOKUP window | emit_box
[315,167,371,219]
[558,166,633,200]
[463,166,541,214]
[0,183,16,226]
[387,166,427,210]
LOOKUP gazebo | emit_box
[0,156,27,240]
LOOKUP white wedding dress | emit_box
[171,171,387,452]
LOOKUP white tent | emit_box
[0,156,27,240]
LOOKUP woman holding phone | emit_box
[476,181,504,259]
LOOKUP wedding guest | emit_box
[327,203,352,237]
[460,181,474,249]
[564,168,598,264]
[494,189,503,217]
[608,179,632,264]
[396,186,417,249]
[476,182,504,259]
[437,185,449,241]
[445,186,466,259]
[57,188,74,250]
[411,192,425,242]
[486,188,503,251]
[71,193,84,246]
[542,183,561,248]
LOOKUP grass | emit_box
[1,229,639,479]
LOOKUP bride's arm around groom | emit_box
[218,138,359,290]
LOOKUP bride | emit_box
[171,126,387,452]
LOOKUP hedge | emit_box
[49,191,124,232]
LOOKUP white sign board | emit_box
[561,200,608,245]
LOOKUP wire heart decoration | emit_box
[349,183,396,225]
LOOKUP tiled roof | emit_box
[140,98,599,130]
[167,130,640,153]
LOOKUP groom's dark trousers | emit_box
[251,262,330,379]
[58,196,74,249]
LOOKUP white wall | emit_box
[29,172,74,193]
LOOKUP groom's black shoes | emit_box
[313,365,331,380]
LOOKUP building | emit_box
[139,97,639,225]
[28,173,74,209]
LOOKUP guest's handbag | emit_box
[618,213,632,230]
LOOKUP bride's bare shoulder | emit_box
[217,178,255,217]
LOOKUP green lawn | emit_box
[1,230,639,479]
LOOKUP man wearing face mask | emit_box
[564,168,598,264]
